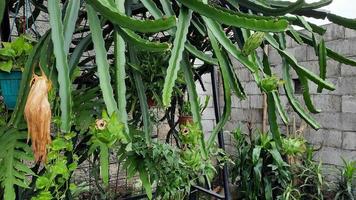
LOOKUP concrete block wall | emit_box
[213,24,356,166]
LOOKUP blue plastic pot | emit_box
[0,71,22,110]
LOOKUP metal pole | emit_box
[210,66,231,200]
[0,1,11,42]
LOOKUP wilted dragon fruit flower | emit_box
[24,73,52,163]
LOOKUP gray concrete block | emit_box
[337,77,356,95]
[231,96,249,109]
[340,57,356,76]
[323,24,345,41]
[306,46,318,61]
[286,35,300,48]
[230,108,263,123]
[345,28,356,39]
[308,77,339,95]
[268,47,282,65]
[342,132,356,150]
[312,94,341,112]
[201,107,216,120]
[229,54,244,69]
[249,95,264,109]
[299,60,341,78]
[235,68,251,82]
[305,129,343,148]
[326,39,351,56]
[244,81,261,95]
[314,112,342,130]
[342,96,356,113]
[224,121,237,132]
[313,147,356,166]
[341,113,356,131]
[202,119,215,133]
[286,45,307,62]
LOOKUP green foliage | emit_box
[32,133,79,200]
[2,0,356,199]
[48,0,72,133]
[88,110,128,186]
[118,132,191,199]
[229,127,327,199]
[0,35,33,72]
[181,100,192,116]
[0,127,34,200]
[334,159,356,200]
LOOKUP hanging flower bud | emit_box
[24,73,52,163]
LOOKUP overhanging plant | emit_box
[0,35,34,73]
[0,35,34,109]
[1,0,356,199]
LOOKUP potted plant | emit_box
[0,35,33,109]
[178,101,193,126]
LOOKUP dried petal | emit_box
[24,73,52,163]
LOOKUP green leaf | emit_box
[116,27,171,52]
[0,0,5,27]
[159,0,175,16]
[298,73,321,113]
[0,60,13,72]
[185,42,218,65]
[262,46,289,124]
[114,0,129,133]
[327,13,356,30]
[87,4,119,116]
[87,0,176,33]
[300,0,332,10]
[234,0,305,16]
[9,32,51,127]
[36,177,50,189]
[298,32,356,66]
[69,35,92,75]
[181,54,207,158]
[99,144,109,187]
[317,38,327,93]
[48,0,72,132]
[266,93,282,148]
[0,129,32,200]
[162,7,192,107]
[52,138,68,151]
[178,0,289,32]
[63,0,80,54]
[272,92,289,124]
[207,30,232,149]
[0,48,16,59]
[282,58,321,129]
[139,166,152,200]
[265,34,335,91]
[204,18,259,73]
[129,45,152,145]
[140,0,163,19]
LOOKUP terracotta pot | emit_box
[178,115,193,126]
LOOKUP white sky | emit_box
[304,0,356,25]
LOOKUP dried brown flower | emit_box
[24,73,52,163]
[95,119,107,130]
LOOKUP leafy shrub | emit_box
[229,127,327,200]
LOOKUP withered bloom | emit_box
[24,73,52,163]
[95,119,107,130]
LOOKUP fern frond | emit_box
[0,128,34,200]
